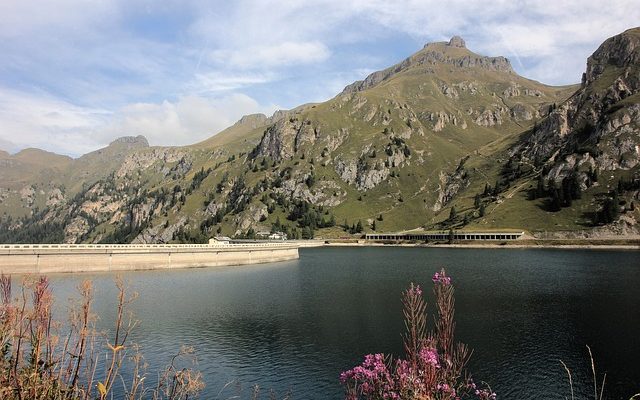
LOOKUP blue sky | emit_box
[0,0,638,157]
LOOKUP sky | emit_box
[0,0,638,157]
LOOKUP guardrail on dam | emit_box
[0,242,299,274]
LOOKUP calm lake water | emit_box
[45,247,639,399]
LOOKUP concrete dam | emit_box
[0,242,299,274]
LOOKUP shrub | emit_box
[0,275,203,399]
[340,269,494,400]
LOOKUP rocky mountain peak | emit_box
[236,113,269,129]
[584,27,640,85]
[447,35,466,48]
[341,39,514,94]
[109,135,149,148]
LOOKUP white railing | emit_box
[0,242,296,251]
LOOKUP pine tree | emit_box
[449,206,457,221]
[301,226,313,239]
[550,188,562,212]
[479,203,486,217]
[536,175,546,199]
[474,194,481,208]
[589,165,598,182]
[483,183,491,196]
[570,175,581,200]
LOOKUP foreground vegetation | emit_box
[340,269,639,400]
[2,271,637,399]
[340,269,495,399]
[0,275,204,399]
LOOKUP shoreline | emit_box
[320,240,640,250]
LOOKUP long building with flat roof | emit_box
[365,231,524,241]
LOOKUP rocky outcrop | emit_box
[584,28,640,86]
[473,109,503,127]
[524,88,543,97]
[335,158,390,191]
[424,111,467,131]
[110,135,149,148]
[448,36,466,48]
[64,216,90,243]
[432,163,469,212]
[253,118,319,161]
[503,83,544,98]
[233,203,268,234]
[341,36,513,94]
[237,113,269,128]
[512,28,640,169]
[503,84,521,98]
[46,188,65,207]
[19,186,35,207]
[440,84,459,99]
[510,103,534,121]
[132,217,187,244]
[116,148,189,178]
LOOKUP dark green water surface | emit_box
[46,247,640,399]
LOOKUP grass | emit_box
[0,275,204,399]
[560,345,640,400]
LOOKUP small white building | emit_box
[209,236,231,245]
[268,232,287,241]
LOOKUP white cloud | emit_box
[191,72,273,93]
[102,94,279,147]
[184,0,640,85]
[210,41,331,69]
[0,87,111,156]
[0,87,278,156]
[0,137,18,153]
[1,0,639,156]
[0,0,118,39]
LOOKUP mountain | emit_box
[0,148,72,188]
[469,27,640,235]
[0,29,638,244]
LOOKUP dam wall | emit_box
[0,243,299,274]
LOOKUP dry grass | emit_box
[0,274,204,400]
[559,345,640,400]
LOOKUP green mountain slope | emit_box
[0,30,638,243]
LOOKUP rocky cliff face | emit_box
[513,28,640,173]
[584,28,640,86]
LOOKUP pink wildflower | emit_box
[418,347,440,368]
[432,270,452,285]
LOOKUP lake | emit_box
[45,247,640,399]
